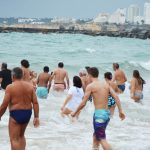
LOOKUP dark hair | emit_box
[133,70,145,85]
[73,76,82,88]
[104,72,112,80]
[12,67,23,79]
[113,63,119,69]
[1,63,7,70]
[88,67,99,78]
[21,59,30,68]
[58,62,64,68]
[85,66,90,71]
[43,66,49,72]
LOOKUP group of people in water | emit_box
[0,59,145,150]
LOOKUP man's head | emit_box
[12,67,23,81]
[1,63,7,70]
[88,67,99,80]
[43,66,49,73]
[58,62,64,68]
[21,59,30,68]
[79,68,87,77]
[104,72,112,81]
[113,63,119,71]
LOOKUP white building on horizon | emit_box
[93,13,110,23]
[109,8,126,24]
[144,2,150,25]
[134,16,144,24]
[51,17,76,23]
[127,4,140,23]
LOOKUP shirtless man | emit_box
[0,67,39,150]
[79,68,88,92]
[72,67,125,150]
[21,59,33,82]
[36,66,51,99]
[52,62,69,92]
[112,63,127,93]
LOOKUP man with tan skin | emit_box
[36,66,52,99]
[112,63,127,93]
[52,62,69,92]
[0,67,39,150]
[21,59,34,83]
[72,67,125,150]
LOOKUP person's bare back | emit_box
[52,62,69,91]
[37,72,51,87]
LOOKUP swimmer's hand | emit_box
[119,111,125,120]
[61,106,64,111]
[33,117,40,127]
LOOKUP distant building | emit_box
[134,16,144,25]
[109,8,126,24]
[51,17,76,23]
[128,4,140,23]
[144,3,150,25]
[93,13,110,23]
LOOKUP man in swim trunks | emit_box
[51,62,69,92]
[72,67,125,150]
[112,63,127,93]
[36,66,52,98]
[0,67,39,150]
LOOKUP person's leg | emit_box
[20,123,29,150]
[9,117,22,150]
[92,135,100,150]
[100,139,112,150]
[109,105,116,116]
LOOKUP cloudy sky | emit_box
[0,0,149,18]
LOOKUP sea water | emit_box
[0,33,150,150]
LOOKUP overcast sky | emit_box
[0,0,150,18]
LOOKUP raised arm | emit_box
[109,87,125,120]
[32,89,39,127]
[0,87,11,120]
[72,85,92,117]
[48,75,52,92]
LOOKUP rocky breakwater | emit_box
[0,23,150,40]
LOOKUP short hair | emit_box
[12,67,23,79]
[79,68,87,76]
[104,72,112,80]
[88,67,99,78]
[1,63,7,70]
[43,66,49,72]
[73,76,82,88]
[58,62,64,68]
[113,63,119,69]
[21,59,30,68]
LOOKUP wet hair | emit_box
[12,67,23,79]
[104,72,112,80]
[43,66,49,72]
[21,59,30,68]
[1,63,7,70]
[73,76,82,88]
[58,62,64,68]
[113,63,119,69]
[88,67,99,78]
[133,70,145,85]
[85,66,90,71]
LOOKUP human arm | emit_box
[61,94,72,111]
[71,85,91,117]
[0,87,11,120]
[66,72,70,89]
[48,75,52,92]
[110,87,125,120]
[32,89,39,127]
[130,79,136,99]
